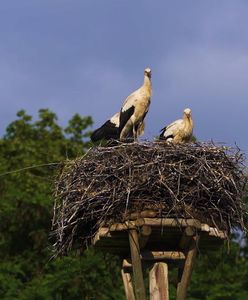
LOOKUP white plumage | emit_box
[159,108,194,144]
[119,68,152,141]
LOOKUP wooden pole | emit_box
[177,235,199,300]
[149,262,169,300]
[139,225,152,249]
[179,226,196,249]
[121,268,135,300]
[128,229,146,300]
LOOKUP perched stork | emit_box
[159,108,193,144]
[119,68,152,141]
[91,112,145,142]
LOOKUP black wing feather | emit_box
[159,126,174,141]
[159,134,174,141]
[91,120,119,142]
[159,126,167,139]
[119,106,135,135]
[159,125,174,141]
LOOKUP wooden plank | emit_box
[200,223,210,232]
[121,268,135,300]
[149,262,169,300]
[177,235,199,300]
[128,229,146,300]
[201,224,227,239]
[208,227,227,239]
[142,250,185,261]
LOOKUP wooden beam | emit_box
[128,229,146,300]
[110,222,135,231]
[177,235,199,300]
[149,262,169,300]
[93,222,226,247]
[142,218,202,229]
[109,218,202,232]
[142,250,185,261]
[121,268,135,300]
[92,227,110,245]
[123,251,185,271]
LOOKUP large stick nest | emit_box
[52,142,247,255]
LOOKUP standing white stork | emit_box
[119,68,152,141]
[159,108,194,144]
[91,112,145,142]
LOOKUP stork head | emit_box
[183,108,192,118]
[144,67,152,78]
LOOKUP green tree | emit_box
[0,109,124,300]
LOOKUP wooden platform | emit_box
[92,217,227,300]
[93,217,227,255]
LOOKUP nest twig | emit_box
[52,141,248,255]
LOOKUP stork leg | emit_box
[133,125,137,141]
[120,120,133,142]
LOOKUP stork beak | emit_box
[146,72,151,78]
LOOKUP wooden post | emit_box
[149,262,169,300]
[177,235,199,300]
[139,225,152,249]
[179,226,196,249]
[128,229,146,300]
[121,268,135,300]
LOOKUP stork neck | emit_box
[183,114,193,127]
[144,75,151,88]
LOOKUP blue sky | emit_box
[0,1,248,154]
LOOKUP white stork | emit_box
[91,112,145,142]
[119,68,152,141]
[159,108,194,144]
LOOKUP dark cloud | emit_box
[0,0,248,153]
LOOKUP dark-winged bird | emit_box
[119,68,152,141]
[159,108,193,144]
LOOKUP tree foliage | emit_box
[0,109,247,299]
[0,109,124,299]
